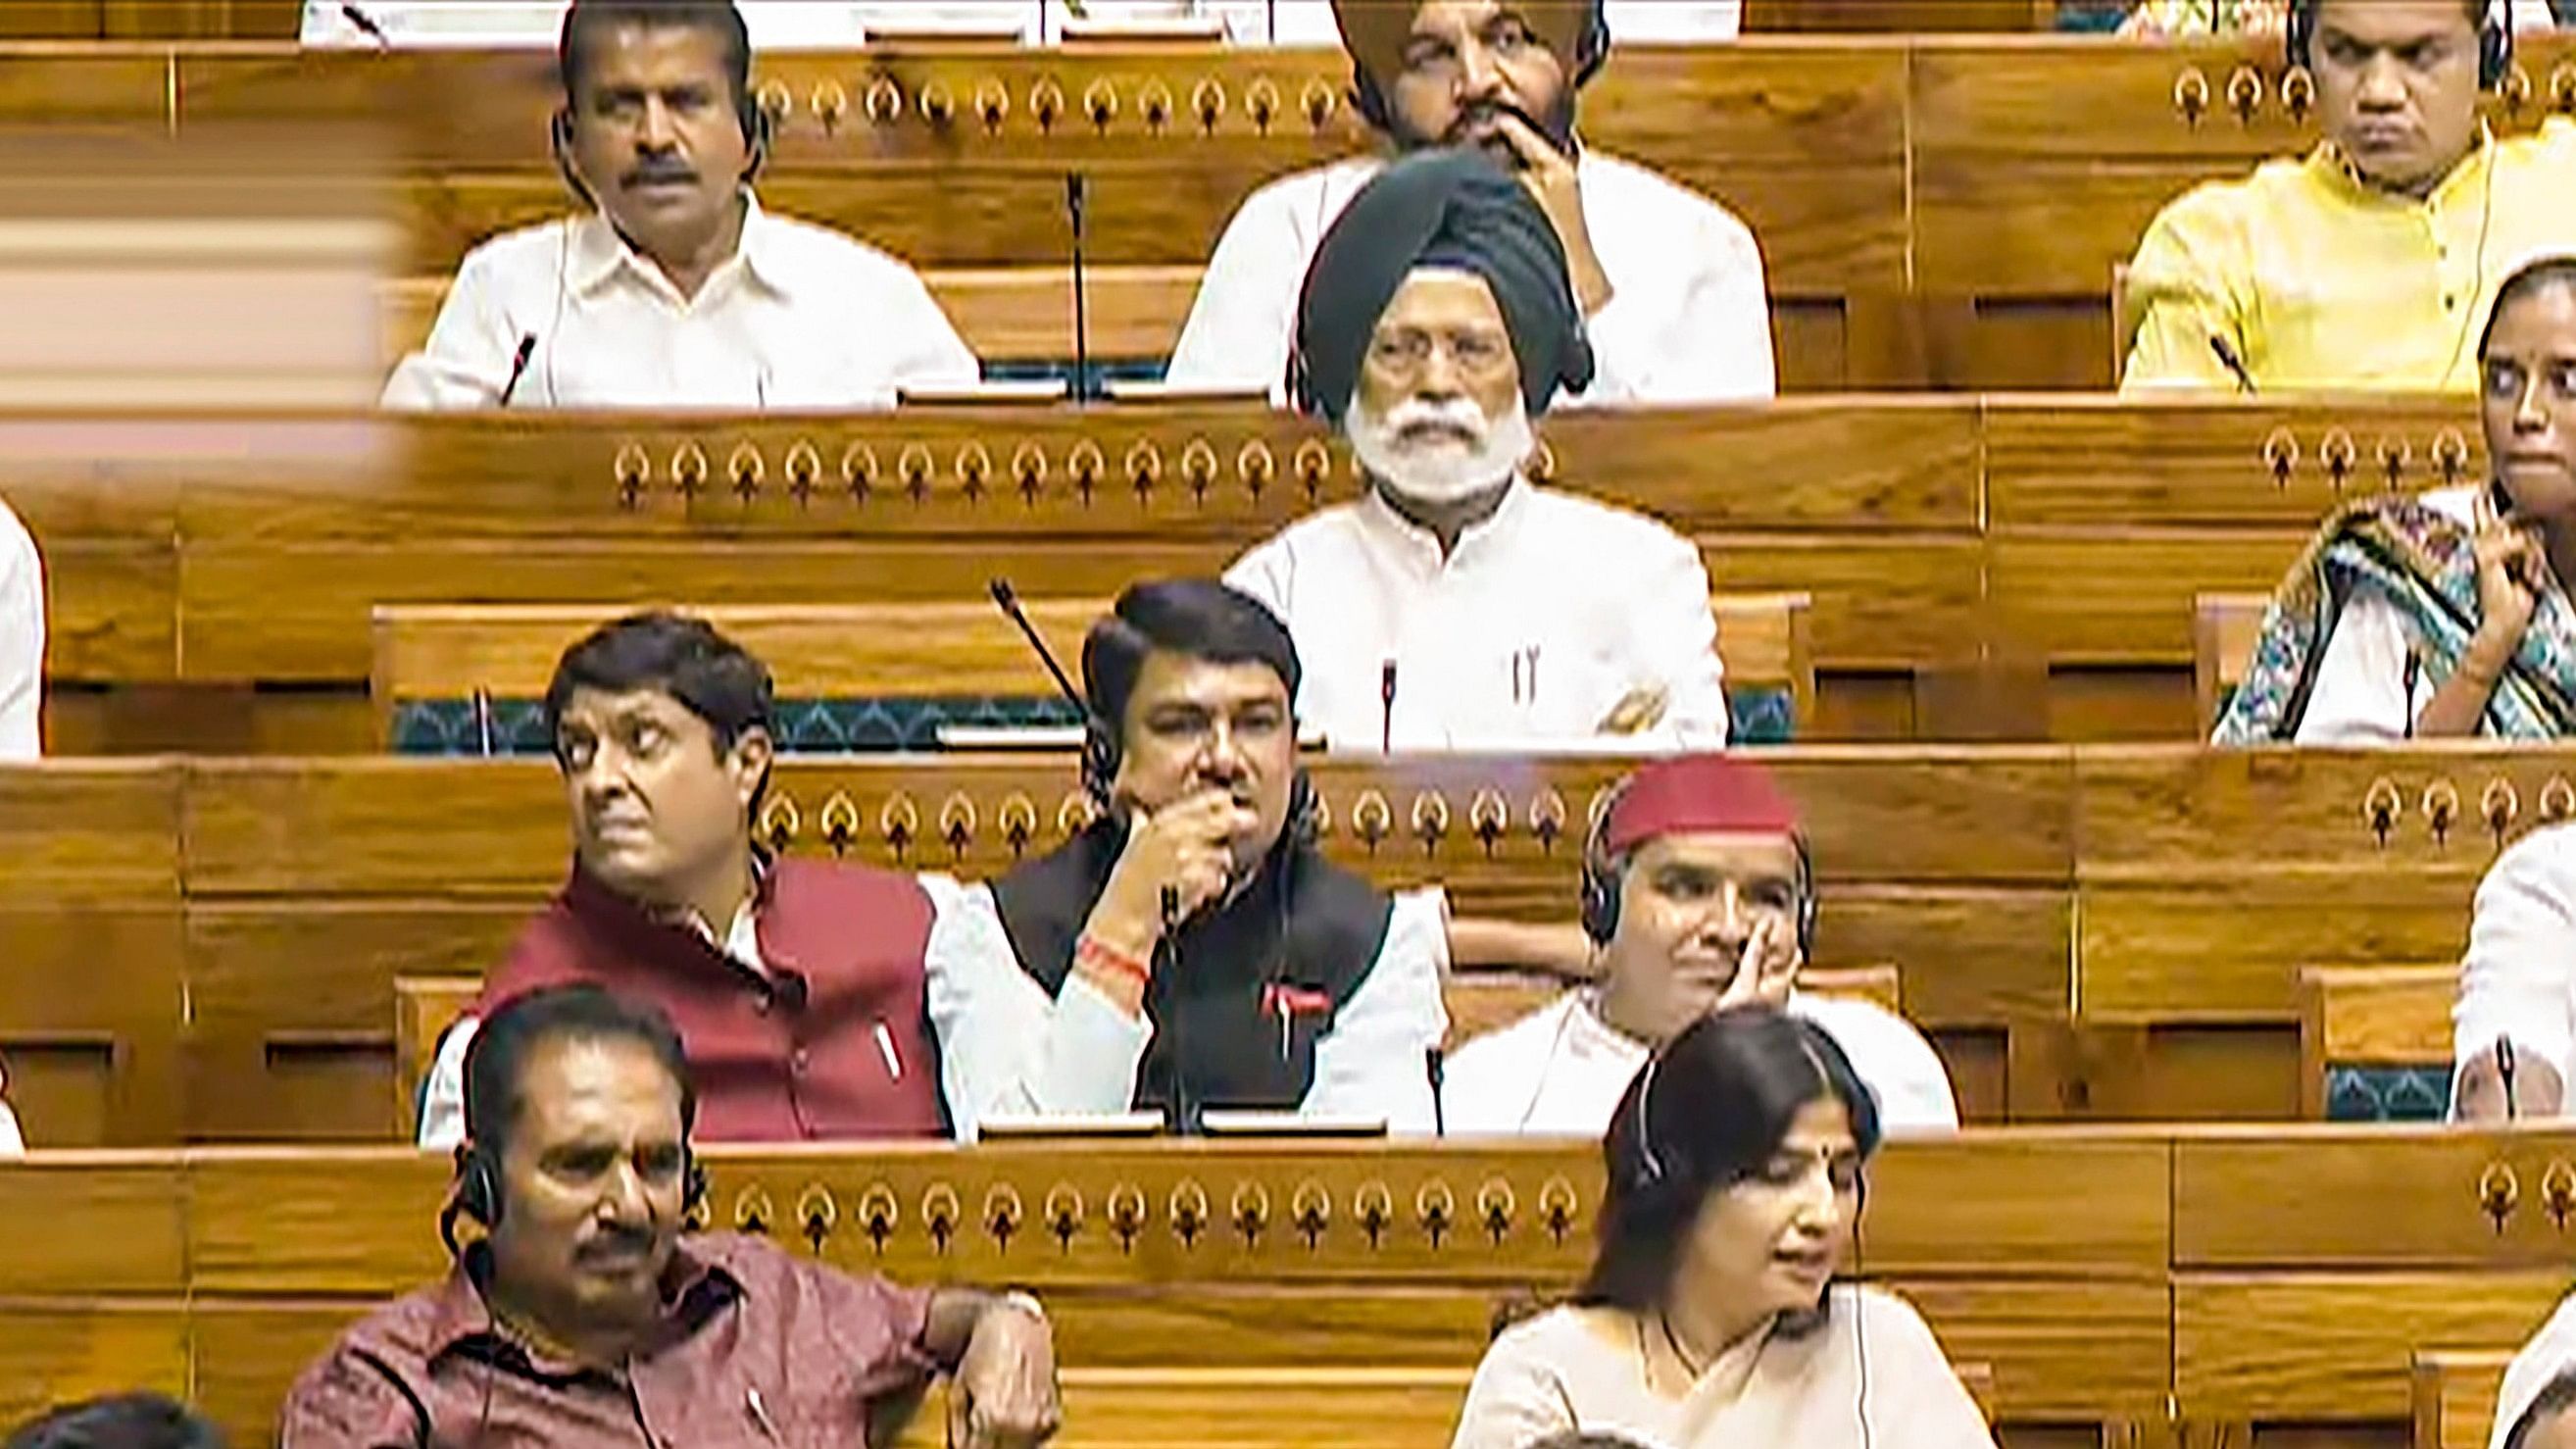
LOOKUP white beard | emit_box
[1347,392,1536,505]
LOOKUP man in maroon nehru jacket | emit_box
[416,612,944,1146]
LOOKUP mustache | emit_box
[620,159,698,188]
[575,1224,657,1263]
[1382,396,1491,441]
[1447,99,1565,149]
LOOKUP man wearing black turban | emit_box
[1166,0,1773,407]
[1223,148,1731,753]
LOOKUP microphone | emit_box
[1065,174,1094,405]
[1380,659,1398,754]
[988,578,1088,714]
[768,969,810,1016]
[340,1,391,47]
[1159,883,1195,1134]
[2207,334,2256,394]
[1426,1046,1446,1138]
[498,333,538,408]
[2500,1034,2521,1123]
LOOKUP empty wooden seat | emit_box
[2297,964,2457,1122]
[2194,591,2270,733]
[2414,1349,2512,1449]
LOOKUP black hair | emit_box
[2480,255,2576,359]
[1578,1008,1883,1322]
[544,609,773,755]
[2507,1366,2576,1449]
[3,1395,224,1449]
[462,985,698,1161]
[558,0,752,111]
[1080,579,1303,736]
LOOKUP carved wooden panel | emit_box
[2174,1271,2570,1423]
[2175,1130,2576,1269]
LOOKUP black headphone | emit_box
[1349,0,1611,134]
[1578,780,1820,956]
[550,86,772,209]
[440,1137,711,1258]
[2287,0,2511,91]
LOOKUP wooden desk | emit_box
[7,1129,2570,1443]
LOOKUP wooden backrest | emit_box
[392,974,480,1137]
[2413,1348,2512,1449]
[2194,591,2270,732]
[2296,964,2457,1120]
[2111,261,2138,383]
[371,593,1812,743]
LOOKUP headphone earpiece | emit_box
[1286,771,1321,849]
[739,98,771,184]
[550,108,596,209]
[1079,715,1119,811]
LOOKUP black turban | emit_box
[1290,148,1596,425]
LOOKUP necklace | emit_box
[1655,1311,1710,1380]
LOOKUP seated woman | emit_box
[2216,255,2576,743]
[1449,1009,1992,1449]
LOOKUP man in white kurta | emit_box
[0,495,41,760]
[2488,1291,2576,1449]
[1166,0,1772,406]
[2454,820,2576,1119]
[0,1053,24,1155]
[1222,147,1726,749]
[1443,754,1959,1134]
[380,0,977,409]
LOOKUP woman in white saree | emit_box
[1450,1008,1993,1449]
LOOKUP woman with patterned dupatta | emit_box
[2215,255,2576,743]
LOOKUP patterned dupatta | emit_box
[2212,494,2576,742]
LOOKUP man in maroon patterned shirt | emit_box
[281,985,1060,1448]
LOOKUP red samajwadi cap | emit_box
[1601,754,1802,858]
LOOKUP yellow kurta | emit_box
[2122,119,2576,393]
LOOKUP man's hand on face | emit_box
[1487,111,1613,316]
[947,1298,1061,1449]
[1714,913,1801,1015]
[1088,789,1261,960]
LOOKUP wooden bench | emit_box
[367,591,1813,750]
[2416,1349,2514,1449]
[11,397,2492,755]
[6,1128,2564,1443]
[2194,590,2269,734]
[2297,964,2457,1122]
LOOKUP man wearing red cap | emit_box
[1441,754,1958,1133]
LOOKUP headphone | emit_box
[549,84,772,209]
[2287,0,2511,91]
[1349,0,1611,134]
[1577,779,1820,956]
[440,1137,711,1259]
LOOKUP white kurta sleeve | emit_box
[417,1016,477,1150]
[2492,1292,2576,1449]
[881,272,983,395]
[381,246,520,411]
[2290,587,2419,743]
[921,874,1155,1140]
[1302,889,1451,1132]
[1164,184,1303,399]
[0,1096,22,1155]
[1450,1320,1580,1449]
[1585,208,1775,405]
[0,502,44,760]
[1793,997,1960,1132]
[1628,529,1730,745]
[2453,824,2576,1101]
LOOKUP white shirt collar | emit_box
[1356,474,1535,570]
[567,190,791,307]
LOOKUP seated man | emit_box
[418,612,946,1146]
[2454,821,2576,1118]
[0,494,41,759]
[382,0,977,408]
[1224,148,1728,748]
[283,986,1059,1446]
[1166,0,1772,405]
[925,579,1449,1136]
[2123,0,2576,390]
[1143,0,1743,43]
[1441,753,1959,1133]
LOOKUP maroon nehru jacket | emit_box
[278,1232,934,1447]
[481,856,945,1140]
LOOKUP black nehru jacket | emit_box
[1292,147,1596,425]
[989,820,1393,1124]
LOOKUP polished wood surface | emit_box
[2415,1349,2511,1449]
[6,1128,2571,1442]
[2297,964,2456,1121]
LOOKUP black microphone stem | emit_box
[1160,883,1191,1134]
[1066,173,1092,406]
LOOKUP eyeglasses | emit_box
[1365,326,1513,378]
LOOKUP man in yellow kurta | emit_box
[2123,0,2576,392]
